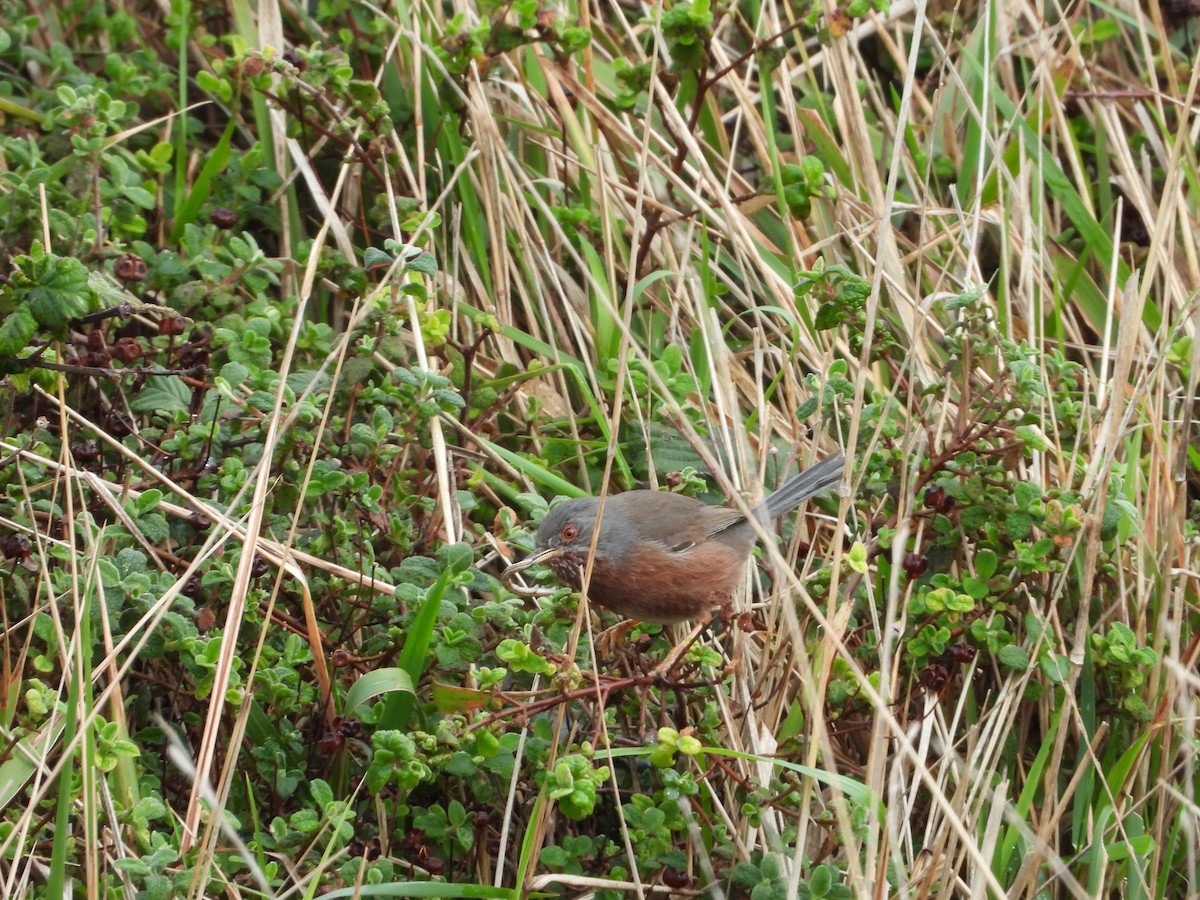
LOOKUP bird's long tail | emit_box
[756,453,845,521]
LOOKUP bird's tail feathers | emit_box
[757,453,845,521]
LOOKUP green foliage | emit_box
[796,259,902,362]
[798,864,854,898]
[495,638,557,675]
[546,753,610,821]
[845,0,890,17]
[649,726,704,767]
[732,856,856,900]
[0,0,1185,895]
[802,287,1156,730]
[613,60,653,110]
[731,853,787,900]
[780,155,834,219]
[412,799,475,852]
[539,833,606,874]
[0,242,96,345]
[436,4,591,77]
[51,82,135,158]
[1091,623,1159,721]
[367,730,434,793]
[616,792,690,869]
[659,0,714,72]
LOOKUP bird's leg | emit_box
[650,593,732,678]
[650,619,709,678]
[595,618,642,660]
[652,590,754,679]
[716,603,764,679]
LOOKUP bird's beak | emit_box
[501,546,562,594]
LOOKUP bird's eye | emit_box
[560,523,578,542]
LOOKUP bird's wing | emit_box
[620,492,734,552]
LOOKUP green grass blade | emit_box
[170,117,236,243]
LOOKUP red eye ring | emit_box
[560,524,578,542]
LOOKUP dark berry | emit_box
[2,534,32,559]
[282,49,307,72]
[948,643,976,664]
[918,662,951,693]
[210,207,237,229]
[106,412,134,438]
[422,856,445,877]
[902,552,929,579]
[662,868,690,889]
[71,441,101,464]
[114,253,148,283]
[110,337,143,364]
[179,343,211,368]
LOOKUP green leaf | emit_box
[809,864,833,896]
[813,302,844,330]
[310,778,333,809]
[962,577,989,600]
[170,118,236,243]
[123,186,157,209]
[135,513,169,543]
[1013,481,1043,511]
[344,668,415,719]
[677,735,703,756]
[22,253,93,333]
[1014,424,1052,452]
[732,863,763,888]
[218,361,249,387]
[134,489,163,515]
[380,568,452,729]
[196,69,233,103]
[363,246,392,270]
[0,305,38,355]
[975,548,998,580]
[128,377,191,414]
[320,882,516,898]
[404,251,439,274]
[1040,652,1070,683]
[439,542,473,575]
[1005,511,1032,540]
[997,645,1029,671]
[1099,499,1122,540]
[847,541,868,574]
[0,715,67,813]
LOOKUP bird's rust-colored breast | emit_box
[582,539,750,623]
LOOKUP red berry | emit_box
[902,552,929,578]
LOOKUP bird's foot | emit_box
[650,618,712,679]
[595,619,642,662]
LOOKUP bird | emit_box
[502,454,845,629]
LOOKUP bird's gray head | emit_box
[536,497,600,553]
[527,496,638,585]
